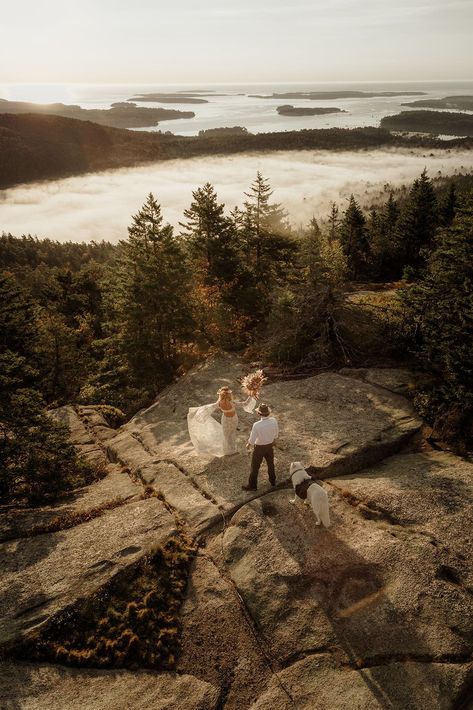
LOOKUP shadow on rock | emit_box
[225,491,462,709]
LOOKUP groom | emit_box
[242,403,279,491]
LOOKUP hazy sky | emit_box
[2,0,472,84]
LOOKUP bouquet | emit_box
[241,369,267,399]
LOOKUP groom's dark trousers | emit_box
[249,443,275,488]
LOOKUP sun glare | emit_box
[1,84,73,105]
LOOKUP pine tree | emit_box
[263,213,348,366]
[439,182,457,227]
[0,274,90,504]
[384,192,400,234]
[244,172,288,232]
[180,182,235,283]
[179,185,258,345]
[402,193,473,450]
[300,217,346,287]
[242,172,293,278]
[396,169,438,272]
[367,194,401,281]
[339,195,370,280]
[327,202,339,243]
[115,193,191,390]
[300,217,324,286]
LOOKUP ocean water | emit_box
[2,81,473,242]
[1,80,472,136]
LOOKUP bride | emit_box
[187,386,256,457]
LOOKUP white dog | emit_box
[289,461,331,527]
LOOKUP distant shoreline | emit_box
[0,98,195,129]
[381,110,473,137]
[249,90,427,100]
[1,112,472,190]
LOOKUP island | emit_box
[129,91,231,103]
[175,91,229,96]
[128,93,209,104]
[380,110,473,137]
[197,126,249,136]
[277,105,346,116]
[401,95,473,111]
[249,91,426,100]
[0,98,195,129]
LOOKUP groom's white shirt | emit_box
[248,416,279,445]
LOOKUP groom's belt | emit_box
[254,441,274,447]
[295,479,314,500]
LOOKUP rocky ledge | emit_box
[1,355,472,709]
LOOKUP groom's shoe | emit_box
[242,484,257,491]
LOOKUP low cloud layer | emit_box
[1,148,472,243]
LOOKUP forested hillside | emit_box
[1,112,472,189]
[381,110,473,137]
[1,170,472,504]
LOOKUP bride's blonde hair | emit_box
[217,386,233,401]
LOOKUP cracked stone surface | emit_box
[0,465,142,542]
[338,367,422,396]
[0,661,220,710]
[0,498,175,647]
[139,460,221,532]
[326,450,473,580]
[221,486,473,672]
[49,405,110,467]
[3,355,472,709]
[251,654,473,710]
[106,354,422,518]
[176,554,271,710]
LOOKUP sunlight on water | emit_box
[0,83,75,104]
[1,80,472,133]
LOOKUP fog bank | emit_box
[1,148,472,242]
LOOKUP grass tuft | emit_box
[19,532,197,670]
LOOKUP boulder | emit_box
[0,498,175,647]
[0,661,220,710]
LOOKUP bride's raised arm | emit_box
[234,394,258,413]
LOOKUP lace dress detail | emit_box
[221,407,238,455]
[187,396,256,457]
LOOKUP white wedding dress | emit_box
[187,397,256,457]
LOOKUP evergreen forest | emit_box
[1,170,472,503]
